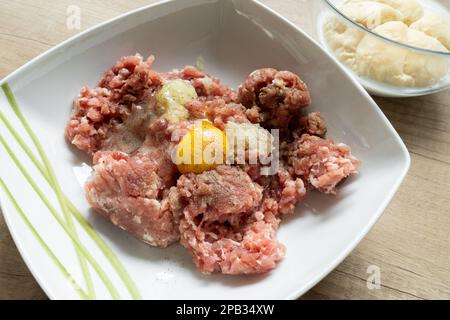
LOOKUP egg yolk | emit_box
[176,121,228,174]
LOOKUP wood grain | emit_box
[0,0,449,300]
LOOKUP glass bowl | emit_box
[309,0,450,97]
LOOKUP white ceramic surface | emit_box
[0,0,410,300]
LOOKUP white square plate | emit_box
[0,0,410,300]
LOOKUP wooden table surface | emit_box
[0,0,449,300]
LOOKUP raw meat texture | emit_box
[275,169,307,215]
[66,89,155,155]
[237,68,312,129]
[175,166,263,223]
[65,87,129,154]
[85,150,179,247]
[179,210,285,275]
[288,134,360,194]
[98,54,162,104]
[204,99,256,130]
[260,167,307,216]
[65,55,161,155]
[85,119,186,248]
[186,98,262,130]
[293,112,327,139]
[173,166,285,274]
[243,165,306,216]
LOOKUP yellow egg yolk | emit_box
[175,121,228,174]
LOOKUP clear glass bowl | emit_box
[309,0,450,97]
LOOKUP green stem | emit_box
[0,133,120,299]
[0,178,90,300]
[1,84,95,299]
[66,200,142,300]
[0,85,141,299]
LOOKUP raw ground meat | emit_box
[237,68,312,129]
[67,54,361,275]
[260,167,307,216]
[288,134,360,195]
[85,150,179,247]
[293,112,327,139]
[174,166,263,223]
[185,98,262,130]
[98,54,162,104]
[172,166,285,274]
[65,55,161,155]
[84,120,187,248]
[178,211,285,275]
[65,87,129,154]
